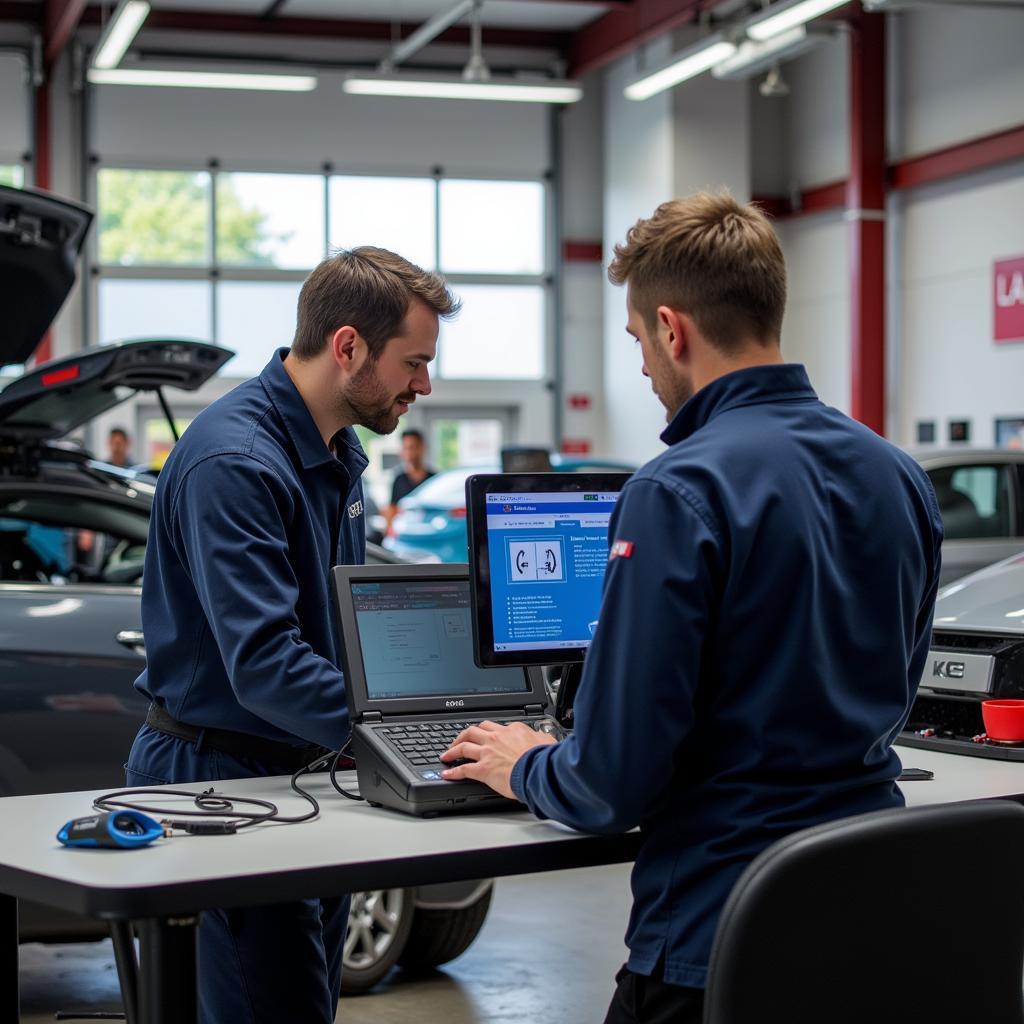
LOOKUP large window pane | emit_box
[440,180,544,275]
[431,418,503,469]
[216,280,302,379]
[439,284,544,379]
[217,173,324,270]
[99,279,212,344]
[329,176,435,270]
[98,169,211,266]
[0,165,23,188]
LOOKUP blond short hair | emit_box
[608,191,786,352]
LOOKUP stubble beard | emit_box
[342,359,414,436]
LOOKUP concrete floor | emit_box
[19,863,634,1023]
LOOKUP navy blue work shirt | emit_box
[510,364,943,988]
[135,349,367,751]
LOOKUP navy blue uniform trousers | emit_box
[127,726,349,1024]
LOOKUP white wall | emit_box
[750,84,789,198]
[897,160,1024,448]
[786,33,849,188]
[673,72,750,201]
[0,50,29,163]
[776,211,850,413]
[892,6,1024,160]
[601,41,676,467]
[559,71,605,455]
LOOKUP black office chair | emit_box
[704,800,1024,1024]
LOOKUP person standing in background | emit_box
[106,426,132,467]
[385,427,436,526]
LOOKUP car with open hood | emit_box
[0,184,492,994]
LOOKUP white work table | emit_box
[1,750,1022,1024]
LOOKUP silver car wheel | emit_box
[344,888,406,971]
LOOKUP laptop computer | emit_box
[331,562,557,816]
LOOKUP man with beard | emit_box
[126,247,459,1024]
[441,192,943,1023]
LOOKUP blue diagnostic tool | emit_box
[57,810,164,849]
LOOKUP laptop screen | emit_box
[350,578,531,700]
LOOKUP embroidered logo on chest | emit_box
[348,500,364,519]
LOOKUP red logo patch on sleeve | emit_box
[609,540,634,560]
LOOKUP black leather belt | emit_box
[146,704,331,773]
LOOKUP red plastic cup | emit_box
[981,700,1024,741]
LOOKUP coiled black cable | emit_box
[93,749,342,835]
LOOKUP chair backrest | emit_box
[704,800,1024,1024]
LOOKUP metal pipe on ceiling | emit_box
[381,0,477,70]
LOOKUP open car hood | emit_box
[0,338,234,441]
[933,553,1024,636]
[1,185,93,368]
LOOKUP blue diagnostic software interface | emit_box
[352,580,529,700]
[484,490,620,654]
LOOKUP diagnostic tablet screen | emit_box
[467,473,631,667]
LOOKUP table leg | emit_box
[138,914,199,1024]
[2,894,18,1023]
[110,921,139,1024]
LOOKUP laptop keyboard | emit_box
[375,719,541,774]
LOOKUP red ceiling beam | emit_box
[79,7,571,52]
[891,123,1024,191]
[756,120,1024,219]
[45,0,88,67]
[568,0,704,77]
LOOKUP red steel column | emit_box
[847,10,886,435]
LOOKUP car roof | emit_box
[0,185,92,368]
[911,448,1024,468]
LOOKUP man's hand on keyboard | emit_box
[440,721,557,800]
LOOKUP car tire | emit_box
[340,887,415,995]
[397,884,493,971]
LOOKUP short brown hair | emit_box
[292,247,460,360]
[608,191,786,352]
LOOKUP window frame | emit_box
[88,161,553,384]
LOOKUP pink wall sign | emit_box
[995,257,1024,343]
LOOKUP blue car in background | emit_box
[384,455,635,563]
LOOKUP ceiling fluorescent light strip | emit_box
[747,0,849,42]
[87,68,318,91]
[342,75,582,104]
[712,26,814,79]
[625,38,737,101]
[92,0,151,70]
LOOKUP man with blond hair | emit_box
[128,247,459,1023]
[442,192,943,1023]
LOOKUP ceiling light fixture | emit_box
[343,0,581,105]
[712,25,824,79]
[342,73,582,103]
[91,0,150,70]
[746,0,849,42]
[624,34,737,101]
[87,68,318,91]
